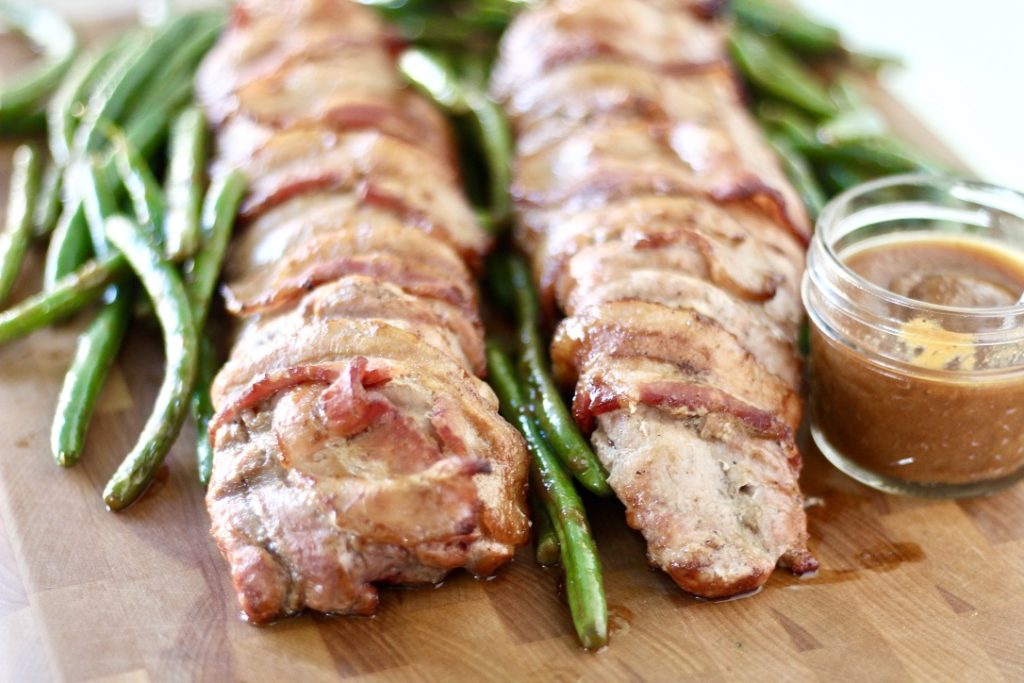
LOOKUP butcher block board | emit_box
[1,18,1022,683]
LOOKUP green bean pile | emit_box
[483,254,611,648]
[0,5,242,510]
[487,342,608,650]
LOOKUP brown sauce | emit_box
[845,234,1024,308]
[812,233,1024,486]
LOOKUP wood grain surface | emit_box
[0,19,1021,683]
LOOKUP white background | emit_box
[32,0,1024,191]
[798,0,1024,191]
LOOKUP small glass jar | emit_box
[803,174,1024,498]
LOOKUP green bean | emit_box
[800,136,940,176]
[399,49,466,113]
[465,89,513,227]
[728,27,837,118]
[816,161,870,195]
[47,35,132,166]
[504,255,611,495]
[46,68,189,288]
[193,334,217,486]
[1,109,45,135]
[0,253,127,345]
[78,161,119,257]
[817,78,888,143]
[42,29,165,287]
[46,53,98,161]
[484,250,515,311]
[33,161,63,237]
[380,0,517,42]
[827,76,869,114]
[123,11,225,123]
[403,18,490,47]
[764,130,825,220]
[49,65,189,287]
[73,14,200,156]
[185,172,247,486]
[0,3,79,126]
[459,52,490,89]
[43,202,91,290]
[102,215,198,511]
[531,494,561,566]
[187,171,246,328]
[374,2,503,45]
[399,48,512,229]
[817,108,887,145]
[110,128,167,234]
[487,342,608,650]
[732,0,841,56]
[68,31,149,155]
[756,100,819,149]
[465,0,524,25]
[462,7,517,31]
[50,283,133,467]
[164,107,208,261]
[0,145,41,306]
[731,0,898,71]
[51,157,133,467]
[47,145,150,290]
[122,75,193,158]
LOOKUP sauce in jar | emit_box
[803,176,1024,497]
[847,234,1024,310]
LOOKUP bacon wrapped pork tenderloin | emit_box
[197,0,529,623]
[492,0,817,598]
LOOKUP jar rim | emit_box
[815,173,1024,320]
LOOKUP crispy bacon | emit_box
[209,360,393,440]
[573,374,794,447]
[223,253,474,317]
[532,195,799,309]
[320,357,394,437]
[232,129,488,266]
[639,381,788,439]
[210,364,345,441]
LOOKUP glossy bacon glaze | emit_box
[197,0,528,623]
[493,0,817,598]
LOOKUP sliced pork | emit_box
[198,0,529,623]
[493,0,817,598]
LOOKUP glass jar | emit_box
[803,174,1024,498]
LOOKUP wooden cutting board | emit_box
[1,20,1022,683]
